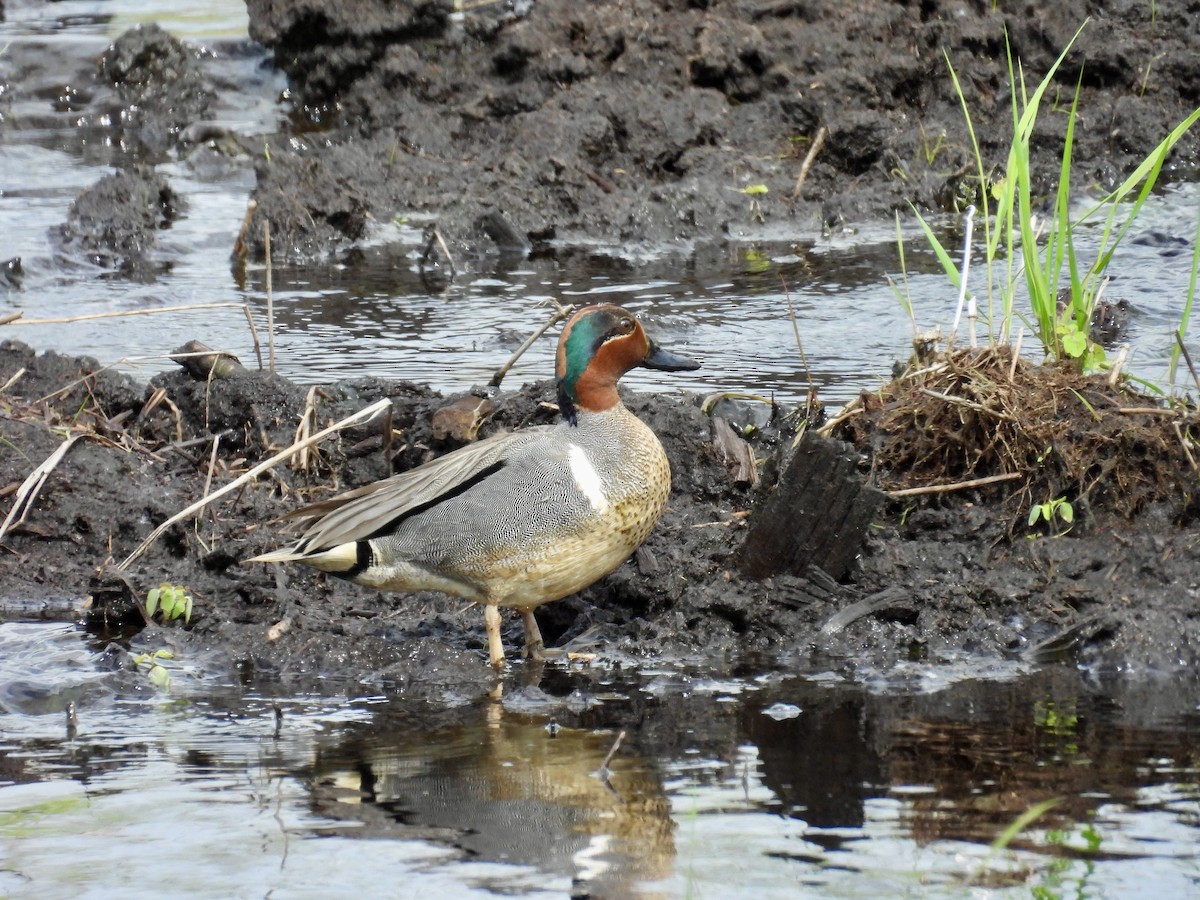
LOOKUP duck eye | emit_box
[618,316,635,333]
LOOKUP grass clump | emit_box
[912,21,1200,371]
[831,20,1200,529]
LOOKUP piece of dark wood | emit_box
[737,430,885,583]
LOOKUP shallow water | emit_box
[3,4,1200,412]
[4,3,1200,898]
[3,621,1200,898]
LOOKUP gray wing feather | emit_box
[284,426,554,551]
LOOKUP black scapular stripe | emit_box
[364,459,506,542]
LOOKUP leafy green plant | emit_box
[913,21,1200,373]
[1029,820,1102,899]
[1028,496,1075,536]
[132,648,174,690]
[146,583,193,624]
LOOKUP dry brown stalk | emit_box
[0,367,26,393]
[789,125,828,202]
[1172,421,1198,472]
[489,302,574,388]
[0,434,84,543]
[1116,407,1182,417]
[11,302,246,326]
[888,472,1023,498]
[117,397,393,570]
[920,387,1018,421]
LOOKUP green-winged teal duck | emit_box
[250,304,700,668]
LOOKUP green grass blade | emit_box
[991,797,1062,852]
[911,205,962,292]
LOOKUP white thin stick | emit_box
[10,303,247,326]
[264,223,276,375]
[117,397,392,570]
[0,435,83,543]
[201,433,221,502]
[1107,345,1130,387]
[949,205,976,344]
[1008,328,1024,382]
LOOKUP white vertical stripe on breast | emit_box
[568,444,609,514]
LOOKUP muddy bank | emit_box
[234,0,1200,257]
[0,339,1197,690]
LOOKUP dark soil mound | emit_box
[230,0,1200,257]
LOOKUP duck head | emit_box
[555,304,700,425]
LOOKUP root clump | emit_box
[830,346,1199,530]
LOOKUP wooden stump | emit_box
[737,430,885,583]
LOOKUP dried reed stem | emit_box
[117,397,393,570]
[489,302,574,388]
[264,222,276,375]
[0,435,84,543]
[789,125,827,201]
[11,303,247,326]
[888,471,1022,498]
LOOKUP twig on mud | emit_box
[243,305,264,371]
[0,367,25,393]
[489,302,574,388]
[819,586,911,635]
[887,471,1022,498]
[11,302,247,326]
[0,434,84,544]
[1116,406,1183,416]
[819,396,865,436]
[920,387,1017,421]
[140,387,184,443]
[201,432,221,506]
[116,397,393,571]
[293,387,322,475]
[264,222,276,375]
[788,124,827,202]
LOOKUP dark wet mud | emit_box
[4,0,1200,689]
[232,0,1200,258]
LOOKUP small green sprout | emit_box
[146,583,193,624]
[1028,497,1074,536]
[132,649,174,690]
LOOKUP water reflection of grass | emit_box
[0,793,89,838]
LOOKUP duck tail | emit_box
[245,540,365,575]
[244,545,306,565]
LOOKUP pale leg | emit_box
[521,609,546,661]
[484,604,506,669]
